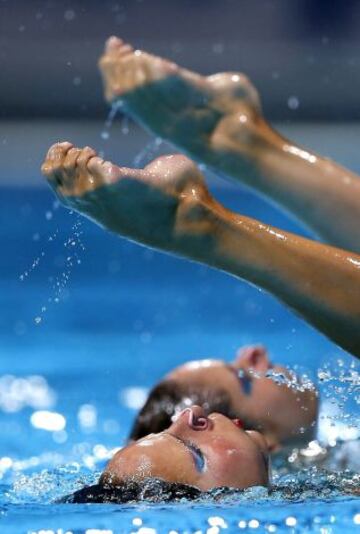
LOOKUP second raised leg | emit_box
[99,36,360,254]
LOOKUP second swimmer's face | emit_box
[166,346,318,449]
[102,406,269,491]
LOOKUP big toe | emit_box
[105,36,124,53]
[46,141,73,162]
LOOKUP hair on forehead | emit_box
[128,379,237,441]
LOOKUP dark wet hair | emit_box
[62,477,202,504]
[129,379,239,441]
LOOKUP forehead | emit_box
[170,359,226,376]
[128,433,187,464]
[119,433,191,480]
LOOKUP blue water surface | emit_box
[0,168,359,533]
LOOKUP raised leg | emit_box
[42,144,360,358]
[99,36,360,254]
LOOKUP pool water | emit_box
[0,151,359,533]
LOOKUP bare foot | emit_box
[99,37,262,163]
[41,143,217,256]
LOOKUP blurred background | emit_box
[2,0,360,121]
[2,0,360,185]
[0,1,359,464]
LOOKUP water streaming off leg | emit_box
[18,206,86,325]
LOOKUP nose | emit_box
[175,405,209,430]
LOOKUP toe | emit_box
[63,147,82,178]
[77,146,97,173]
[45,141,73,163]
[87,156,105,175]
[42,142,73,179]
[106,36,124,53]
[118,44,134,57]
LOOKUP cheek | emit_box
[206,443,244,477]
[206,444,265,487]
[252,380,286,410]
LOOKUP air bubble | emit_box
[34,317,42,324]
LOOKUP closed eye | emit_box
[188,443,206,472]
[240,375,252,395]
[167,433,206,472]
[227,365,253,395]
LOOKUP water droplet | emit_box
[101,131,110,140]
[121,116,129,135]
[64,9,75,21]
[287,96,300,110]
[45,211,53,220]
[212,43,224,55]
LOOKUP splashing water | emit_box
[134,137,164,168]
[120,115,130,135]
[99,102,123,154]
[2,458,358,506]
[240,366,316,394]
[18,201,61,282]
[239,361,360,446]
[100,101,164,169]
[19,207,86,325]
[36,214,85,322]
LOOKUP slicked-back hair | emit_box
[128,379,238,441]
[62,477,202,504]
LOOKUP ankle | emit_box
[173,191,221,261]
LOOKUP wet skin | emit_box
[99,36,360,254]
[166,345,318,449]
[101,406,269,491]
[42,143,360,357]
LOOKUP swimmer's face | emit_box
[102,406,269,491]
[166,346,318,449]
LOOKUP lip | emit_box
[232,418,245,429]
